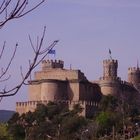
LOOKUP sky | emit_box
[1,0,140,110]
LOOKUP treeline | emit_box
[1,94,140,140]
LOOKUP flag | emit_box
[109,49,111,55]
[48,49,56,54]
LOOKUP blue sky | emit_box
[1,0,140,110]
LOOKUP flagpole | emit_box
[109,49,112,60]
[137,59,139,69]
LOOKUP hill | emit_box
[0,110,15,123]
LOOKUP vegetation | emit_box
[7,102,87,140]
[1,94,140,140]
[133,135,140,140]
[0,123,9,139]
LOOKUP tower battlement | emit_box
[128,67,140,73]
[42,59,64,70]
[128,67,140,84]
[102,59,118,79]
[103,59,118,64]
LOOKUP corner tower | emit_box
[128,66,140,91]
[128,67,140,84]
[99,58,121,96]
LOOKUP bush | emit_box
[133,135,140,140]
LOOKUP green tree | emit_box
[99,95,118,112]
[133,135,140,140]
[8,102,88,140]
[61,115,87,140]
[0,123,9,140]
[8,113,25,140]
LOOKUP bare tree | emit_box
[0,0,46,28]
[0,0,59,99]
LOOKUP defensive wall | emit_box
[16,100,99,117]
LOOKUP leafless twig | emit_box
[0,26,58,97]
[0,0,46,28]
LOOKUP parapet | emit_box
[42,59,64,70]
[128,67,140,73]
[103,59,118,65]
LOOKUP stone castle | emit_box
[16,59,102,117]
[16,58,140,117]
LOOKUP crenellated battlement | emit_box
[103,59,118,65]
[102,59,118,79]
[128,67,140,84]
[16,100,99,116]
[16,100,98,108]
[128,67,140,73]
[16,101,48,107]
[42,59,64,70]
[68,100,99,106]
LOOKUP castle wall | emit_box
[68,101,99,117]
[34,70,87,81]
[67,82,80,101]
[79,82,100,101]
[16,102,27,115]
[41,80,68,101]
[54,81,68,100]
[41,82,58,101]
[16,101,48,115]
[100,83,120,95]
[28,84,41,101]
[79,82,86,100]
[16,100,99,117]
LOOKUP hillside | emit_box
[0,110,15,123]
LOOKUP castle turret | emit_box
[103,59,118,80]
[99,59,121,96]
[128,67,140,85]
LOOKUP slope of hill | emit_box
[0,110,15,123]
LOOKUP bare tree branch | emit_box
[0,0,46,28]
[0,75,11,83]
[0,44,17,80]
[0,27,59,97]
[0,0,57,100]
[0,41,6,60]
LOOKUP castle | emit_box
[16,58,140,117]
[16,60,102,117]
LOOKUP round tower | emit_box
[128,67,140,85]
[41,81,59,101]
[41,80,68,101]
[103,59,118,80]
[99,59,121,96]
